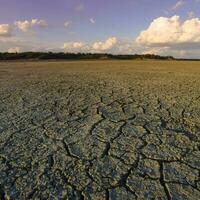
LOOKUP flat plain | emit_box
[0,60,200,200]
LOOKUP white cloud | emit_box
[31,19,46,27]
[135,15,200,58]
[90,18,95,24]
[142,47,170,55]
[142,47,199,58]
[62,42,88,52]
[92,37,117,51]
[171,0,185,10]
[136,16,200,46]
[62,37,118,53]
[0,24,12,37]
[8,47,21,53]
[63,42,84,49]
[15,19,47,32]
[15,21,31,32]
[64,21,71,28]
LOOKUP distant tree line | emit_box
[0,52,175,61]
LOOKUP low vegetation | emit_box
[0,52,175,60]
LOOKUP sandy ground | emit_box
[0,60,200,199]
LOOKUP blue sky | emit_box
[0,0,200,57]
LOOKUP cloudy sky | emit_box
[1,0,200,58]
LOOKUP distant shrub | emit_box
[0,52,175,61]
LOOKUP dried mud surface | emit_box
[0,60,200,200]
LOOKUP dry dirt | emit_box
[0,60,200,200]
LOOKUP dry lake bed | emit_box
[0,60,200,200]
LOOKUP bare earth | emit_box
[0,60,200,200]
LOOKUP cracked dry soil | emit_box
[0,60,200,200]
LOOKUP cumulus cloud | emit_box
[62,42,88,52]
[0,24,12,37]
[136,16,200,46]
[8,47,21,53]
[32,19,46,26]
[142,47,170,55]
[92,37,117,51]
[62,37,118,53]
[63,42,84,49]
[135,15,200,58]
[15,21,31,32]
[15,19,47,32]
